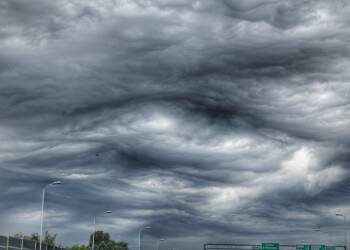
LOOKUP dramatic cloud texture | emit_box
[1,1,350,249]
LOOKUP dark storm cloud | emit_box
[1,0,350,250]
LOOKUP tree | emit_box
[28,233,39,242]
[13,233,39,242]
[13,232,24,239]
[89,231,110,248]
[113,241,128,250]
[12,232,56,245]
[88,231,129,250]
[43,231,57,246]
[13,231,129,250]
[28,233,40,242]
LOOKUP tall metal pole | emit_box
[314,229,331,245]
[336,214,347,248]
[138,230,141,250]
[39,186,46,250]
[21,235,24,250]
[6,235,9,250]
[91,210,112,250]
[139,227,151,250]
[39,181,61,250]
[344,215,347,249]
[157,239,165,250]
[92,216,96,250]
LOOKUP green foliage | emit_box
[13,232,39,242]
[70,245,89,250]
[12,232,56,246]
[13,232,24,238]
[96,241,128,250]
[88,231,129,250]
[89,231,110,247]
[28,233,39,242]
[14,230,129,250]
[113,241,129,250]
[43,231,57,246]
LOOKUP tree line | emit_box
[13,231,58,246]
[13,231,129,250]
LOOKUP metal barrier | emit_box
[204,244,347,250]
[204,244,261,250]
[0,235,66,250]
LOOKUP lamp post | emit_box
[313,228,322,243]
[39,181,62,250]
[92,210,112,250]
[313,228,331,245]
[157,239,165,250]
[138,226,151,250]
[336,214,347,248]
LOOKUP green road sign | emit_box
[310,245,326,250]
[297,245,311,250]
[262,243,279,250]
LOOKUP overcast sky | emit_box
[1,1,350,250]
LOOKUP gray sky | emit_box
[1,1,350,250]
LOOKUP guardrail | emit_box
[0,235,66,250]
[203,244,347,250]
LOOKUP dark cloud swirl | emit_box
[1,1,350,250]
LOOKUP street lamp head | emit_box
[144,226,151,229]
[104,210,112,214]
[50,181,62,186]
[336,213,344,216]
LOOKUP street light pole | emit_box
[138,226,151,250]
[336,214,347,248]
[92,216,96,250]
[313,229,332,245]
[39,181,61,250]
[157,239,165,250]
[92,211,112,250]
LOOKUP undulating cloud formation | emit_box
[1,1,350,250]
